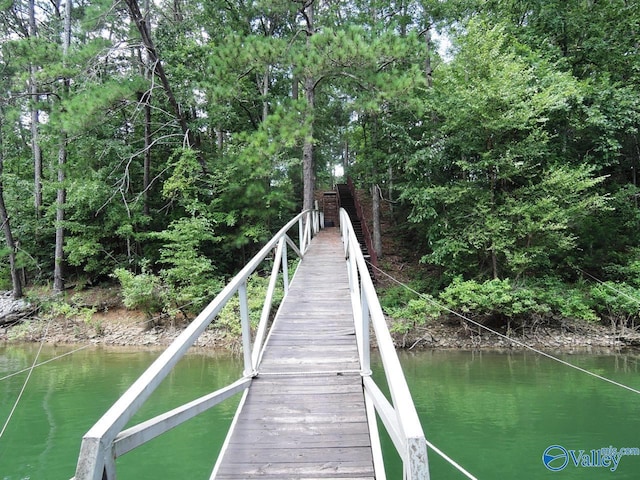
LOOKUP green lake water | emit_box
[1,345,639,479]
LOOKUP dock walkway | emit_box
[212,228,375,479]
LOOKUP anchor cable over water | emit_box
[369,261,640,396]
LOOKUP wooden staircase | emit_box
[336,183,377,282]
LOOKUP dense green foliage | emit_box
[0,0,639,330]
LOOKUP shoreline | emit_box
[392,320,640,353]
[2,308,639,353]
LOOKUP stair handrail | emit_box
[340,208,430,480]
[72,209,320,480]
[346,177,378,267]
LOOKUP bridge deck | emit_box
[212,228,375,479]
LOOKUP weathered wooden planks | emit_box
[212,229,375,479]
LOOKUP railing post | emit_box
[281,240,289,295]
[251,237,285,370]
[104,456,116,480]
[361,281,371,375]
[299,216,305,254]
[313,201,318,234]
[239,281,253,376]
[406,437,430,480]
[340,206,430,480]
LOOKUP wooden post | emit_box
[239,282,252,376]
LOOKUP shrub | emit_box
[438,277,592,324]
[113,268,165,319]
[438,278,525,319]
[590,281,640,327]
[386,297,443,333]
[381,274,630,332]
[533,278,599,322]
[216,273,286,336]
[379,285,418,310]
[153,217,223,318]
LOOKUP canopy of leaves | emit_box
[0,0,638,328]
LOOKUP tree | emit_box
[53,0,72,294]
[123,0,201,155]
[0,111,23,298]
[400,20,608,280]
[299,0,316,211]
[28,0,43,219]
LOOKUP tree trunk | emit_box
[260,67,269,123]
[142,0,152,216]
[342,140,349,173]
[369,115,383,255]
[489,167,499,280]
[634,136,640,208]
[30,77,42,218]
[53,0,72,294]
[143,95,151,216]
[124,0,206,172]
[301,2,315,211]
[387,165,394,214]
[53,137,66,294]
[29,0,42,218]
[292,74,299,100]
[0,115,23,298]
[216,126,224,151]
[372,185,382,257]
[425,27,433,88]
[302,75,315,211]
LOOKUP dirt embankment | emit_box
[0,288,233,349]
[392,318,640,352]
[1,287,638,352]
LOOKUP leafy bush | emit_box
[113,268,165,319]
[386,297,442,334]
[216,273,286,336]
[39,297,101,335]
[590,282,640,327]
[380,285,419,310]
[152,216,224,318]
[386,272,636,334]
[438,278,550,321]
[533,278,599,322]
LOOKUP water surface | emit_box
[374,350,640,479]
[1,345,639,479]
[0,345,242,479]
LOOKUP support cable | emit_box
[425,438,478,480]
[576,266,640,307]
[0,319,52,440]
[0,298,201,382]
[0,344,91,382]
[369,262,640,396]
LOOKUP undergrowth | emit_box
[380,276,640,334]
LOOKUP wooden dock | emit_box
[73,210,429,480]
[212,228,375,479]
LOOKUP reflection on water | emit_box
[374,349,640,480]
[0,345,243,480]
[1,345,639,479]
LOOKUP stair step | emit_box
[337,183,375,281]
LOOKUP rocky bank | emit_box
[0,290,638,351]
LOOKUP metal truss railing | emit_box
[72,210,320,480]
[340,208,430,480]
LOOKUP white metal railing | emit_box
[340,208,430,480]
[72,210,320,480]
